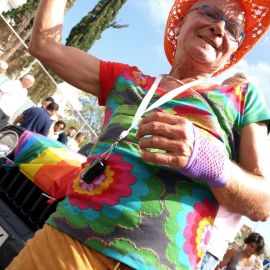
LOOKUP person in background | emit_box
[41,96,54,109]
[48,120,66,139]
[49,113,59,134]
[0,60,9,85]
[67,131,85,152]
[0,74,35,129]
[0,45,5,58]
[57,126,77,145]
[215,232,265,270]
[7,0,270,269]
[13,102,59,136]
[222,72,248,85]
[78,142,94,157]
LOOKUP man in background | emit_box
[0,45,5,58]
[57,126,76,145]
[0,60,9,85]
[49,120,66,139]
[14,102,59,136]
[41,96,55,109]
[0,74,35,129]
[67,132,85,152]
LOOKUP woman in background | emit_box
[216,232,265,270]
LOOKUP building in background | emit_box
[53,82,82,117]
[0,0,27,13]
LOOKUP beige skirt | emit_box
[6,224,133,270]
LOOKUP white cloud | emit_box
[136,0,174,31]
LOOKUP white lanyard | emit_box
[102,74,208,159]
[118,74,208,140]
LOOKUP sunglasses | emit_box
[189,4,245,45]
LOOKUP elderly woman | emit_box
[7,0,270,270]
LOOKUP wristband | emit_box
[179,126,229,187]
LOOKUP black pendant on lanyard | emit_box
[81,157,106,184]
[81,141,119,184]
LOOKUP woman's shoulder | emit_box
[225,247,239,258]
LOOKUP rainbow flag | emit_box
[14,130,86,199]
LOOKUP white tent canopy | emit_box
[53,82,98,139]
[53,82,82,115]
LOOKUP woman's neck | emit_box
[159,73,213,92]
[169,59,215,81]
[241,248,254,259]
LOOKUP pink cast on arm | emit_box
[179,126,229,187]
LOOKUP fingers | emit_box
[137,121,178,140]
[139,135,192,156]
[137,111,193,140]
[140,149,189,168]
[140,111,181,125]
[139,135,193,168]
[137,111,195,168]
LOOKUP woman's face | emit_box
[55,123,65,132]
[245,242,259,256]
[174,0,245,74]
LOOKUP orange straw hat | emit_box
[164,0,270,74]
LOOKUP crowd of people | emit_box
[0,50,86,152]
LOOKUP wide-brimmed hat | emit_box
[164,0,270,74]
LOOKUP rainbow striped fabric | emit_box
[14,130,86,199]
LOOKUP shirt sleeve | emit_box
[57,133,68,145]
[40,119,51,136]
[22,108,32,118]
[98,60,130,105]
[242,83,270,129]
[0,80,12,95]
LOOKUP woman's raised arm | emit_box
[29,0,101,96]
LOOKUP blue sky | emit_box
[63,0,270,246]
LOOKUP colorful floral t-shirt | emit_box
[47,61,270,270]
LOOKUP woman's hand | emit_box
[137,110,229,187]
[136,111,194,168]
[252,258,264,270]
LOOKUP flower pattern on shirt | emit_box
[164,184,218,269]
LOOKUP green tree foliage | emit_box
[229,225,252,250]
[64,93,105,143]
[3,0,76,35]
[1,0,76,101]
[66,0,127,51]
[79,93,105,136]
